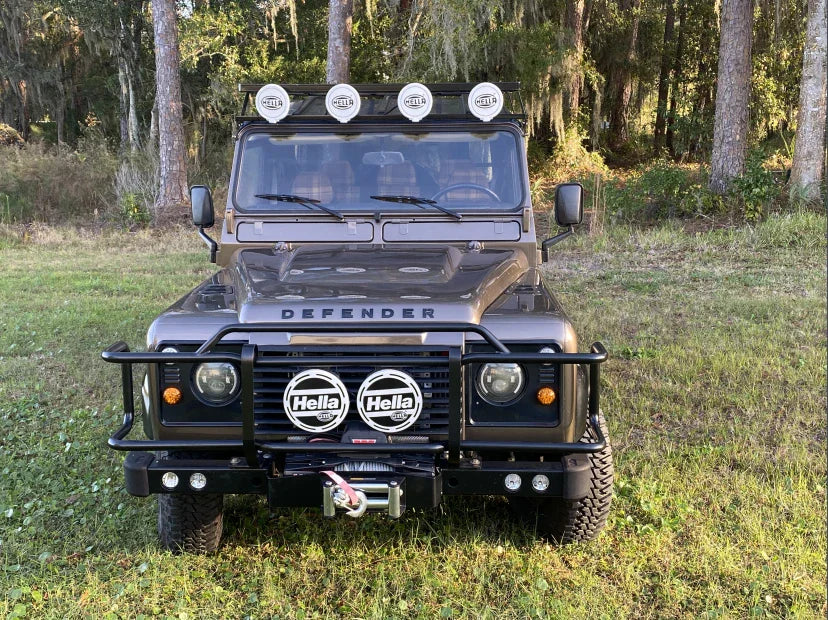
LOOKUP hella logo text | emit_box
[404,95,426,109]
[291,394,341,412]
[364,391,415,413]
[332,95,354,109]
[475,94,497,108]
[260,96,283,110]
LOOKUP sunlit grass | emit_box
[0,214,825,618]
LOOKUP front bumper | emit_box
[123,450,594,513]
[104,321,607,514]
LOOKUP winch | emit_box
[321,470,404,518]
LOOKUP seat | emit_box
[376,162,419,196]
[290,171,334,203]
[442,162,494,203]
[322,161,360,202]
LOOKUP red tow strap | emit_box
[321,470,360,506]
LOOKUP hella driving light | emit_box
[476,363,525,404]
[532,475,550,492]
[193,362,240,405]
[504,474,522,491]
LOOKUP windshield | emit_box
[233,129,525,214]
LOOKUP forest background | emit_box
[0,0,824,228]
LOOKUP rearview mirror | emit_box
[362,151,405,166]
[190,185,214,228]
[554,182,583,227]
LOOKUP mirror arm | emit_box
[198,226,218,263]
[541,225,574,262]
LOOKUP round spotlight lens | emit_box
[160,346,179,365]
[539,345,558,365]
[193,362,239,404]
[532,474,550,492]
[504,473,522,492]
[189,472,207,490]
[161,472,179,489]
[476,363,525,404]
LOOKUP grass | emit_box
[0,213,825,618]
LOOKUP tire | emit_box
[156,453,224,554]
[511,412,613,543]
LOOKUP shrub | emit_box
[0,123,24,147]
[529,129,608,212]
[0,139,117,223]
[730,154,783,221]
[114,148,158,228]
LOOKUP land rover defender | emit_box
[103,82,613,553]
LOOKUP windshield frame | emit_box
[230,121,529,217]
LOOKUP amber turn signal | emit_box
[536,387,556,405]
[162,387,183,405]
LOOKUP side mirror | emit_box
[554,182,583,226]
[541,182,584,262]
[190,185,214,228]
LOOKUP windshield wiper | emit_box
[255,193,345,221]
[370,195,462,220]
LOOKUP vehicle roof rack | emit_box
[235,82,525,126]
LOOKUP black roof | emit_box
[235,82,525,126]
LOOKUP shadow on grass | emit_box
[213,493,543,553]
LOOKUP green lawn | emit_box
[0,214,825,618]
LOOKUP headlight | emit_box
[192,362,240,405]
[476,363,525,404]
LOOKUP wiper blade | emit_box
[254,193,345,221]
[370,195,462,220]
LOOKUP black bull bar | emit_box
[102,322,608,467]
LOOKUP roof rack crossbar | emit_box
[237,82,521,96]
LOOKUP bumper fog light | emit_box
[161,472,179,489]
[189,472,207,490]
[531,474,550,492]
[504,473,522,492]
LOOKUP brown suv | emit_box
[103,83,612,553]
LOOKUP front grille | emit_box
[253,348,452,439]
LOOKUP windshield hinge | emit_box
[522,208,531,232]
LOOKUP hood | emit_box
[233,244,529,324]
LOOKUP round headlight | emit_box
[193,362,240,404]
[476,363,525,404]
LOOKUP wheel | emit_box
[156,453,224,554]
[431,183,501,202]
[511,412,613,543]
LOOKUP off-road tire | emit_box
[512,412,613,543]
[156,453,224,554]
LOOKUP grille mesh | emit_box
[253,349,451,439]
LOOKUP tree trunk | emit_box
[326,0,353,84]
[151,0,189,222]
[607,0,641,151]
[118,58,129,149]
[654,0,675,152]
[565,0,586,123]
[709,0,753,194]
[788,0,826,202]
[18,80,29,141]
[127,69,140,150]
[149,92,159,147]
[690,13,715,157]
[666,0,685,154]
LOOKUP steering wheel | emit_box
[431,183,500,202]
